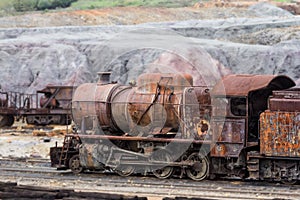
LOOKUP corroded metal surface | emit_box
[269,87,300,112]
[72,83,122,131]
[136,73,193,93]
[211,119,245,157]
[260,111,300,157]
[210,74,296,159]
[212,74,295,96]
[73,73,209,137]
[0,86,73,126]
[38,86,74,108]
[54,72,300,182]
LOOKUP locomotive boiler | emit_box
[51,72,300,183]
[72,72,210,137]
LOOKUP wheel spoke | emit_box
[69,155,83,174]
[151,151,174,179]
[115,165,135,177]
[186,152,209,181]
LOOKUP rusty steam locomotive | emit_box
[50,72,300,183]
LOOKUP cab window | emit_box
[231,97,246,116]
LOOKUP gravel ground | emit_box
[0,6,257,28]
[0,122,64,159]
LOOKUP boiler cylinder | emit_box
[72,73,194,136]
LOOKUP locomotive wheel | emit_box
[186,152,209,181]
[151,151,174,179]
[115,165,135,177]
[69,155,83,174]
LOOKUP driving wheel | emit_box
[115,165,135,177]
[186,152,209,181]
[151,151,174,179]
[69,155,84,174]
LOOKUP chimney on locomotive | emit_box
[97,72,111,84]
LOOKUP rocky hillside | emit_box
[0,2,299,95]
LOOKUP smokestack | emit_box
[97,72,111,84]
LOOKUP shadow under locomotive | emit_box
[50,72,300,183]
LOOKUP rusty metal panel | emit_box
[137,73,193,93]
[260,111,300,157]
[182,87,202,138]
[72,83,120,131]
[269,88,300,112]
[111,73,196,137]
[211,143,244,157]
[212,74,295,96]
[48,86,74,100]
[213,119,246,143]
[211,119,245,157]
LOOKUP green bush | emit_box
[37,0,52,10]
[13,0,38,12]
[59,0,75,8]
[13,0,77,12]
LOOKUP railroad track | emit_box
[1,158,300,200]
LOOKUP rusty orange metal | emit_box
[212,74,295,96]
[210,74,296,158]
[72,73,207,137]
[260,110,300,157]
[211,119,245,157]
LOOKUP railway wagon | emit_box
[51,72,299,183]
[0,85,73,127]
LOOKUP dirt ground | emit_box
[0,122,65,159]
[0,1,293,28]
[0,6,254,28]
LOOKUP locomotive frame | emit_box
[50,72,300,183]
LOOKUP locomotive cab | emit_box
[248,76,295,144]
[210,75,295,178]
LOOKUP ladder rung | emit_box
[247,162,258,164]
